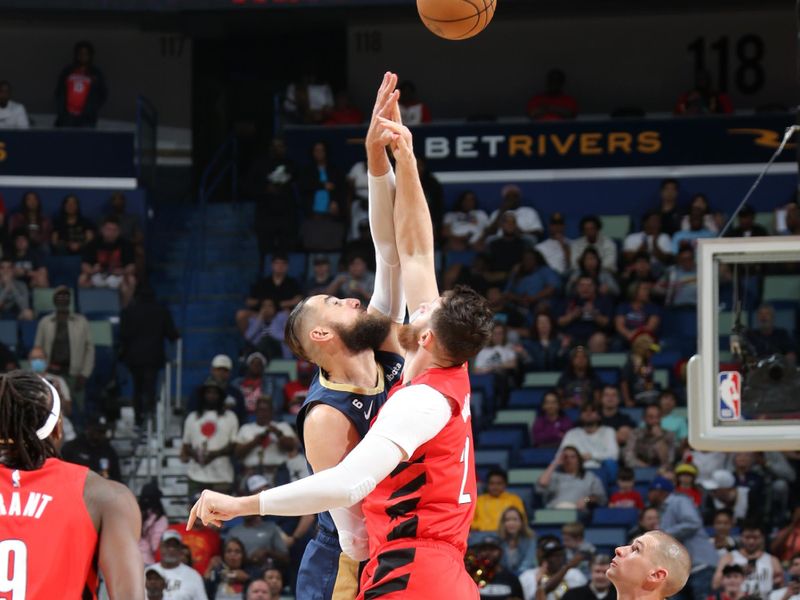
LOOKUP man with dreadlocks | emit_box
[0,370,144,599]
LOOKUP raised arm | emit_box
[378,117,439,316]
[188,385,451,528]
[363,73,407,355]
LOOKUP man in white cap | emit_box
[188,354,246,421]
[225,475,290,570]
[606,531,692,600]
[148,529,208,600]
[702,469,748,522]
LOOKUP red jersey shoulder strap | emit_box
[409,364,471,410]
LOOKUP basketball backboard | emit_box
[687,236,800,451]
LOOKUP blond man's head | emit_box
[606,531,691,598]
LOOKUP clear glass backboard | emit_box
[688,236,800,451]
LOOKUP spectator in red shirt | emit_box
[324,91,364,125]
[283,360,315,415]
[398,80,432,125]
[609,467,644,510]
[675,69,733,116]
[527,69,578,121]
[55,40,107,128]
[160,521,221,576]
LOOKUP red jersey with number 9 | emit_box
[0,458,99,600]
[362,364,476,556]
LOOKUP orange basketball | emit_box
[417,0,497,40]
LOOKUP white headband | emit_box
[36,377,61,440]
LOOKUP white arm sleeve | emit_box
[367,169,406,323]
[258,384,452,517]
[330,503,370,562]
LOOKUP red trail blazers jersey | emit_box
[0,458,99,599]
[358,365,479,599]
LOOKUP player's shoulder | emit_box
[84,470,139,522]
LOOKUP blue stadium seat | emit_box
[514,447,557,467]
[591,507,639,527]
[508,485,533,514]
[634,467,658,483]
[509,388,545,409]
[44,256,83,288]
[0,321,17,351]
[652,350,682,369]
[585,527,627,548]
[474,449,509,470]
[478,428,526,450]
[596,368,620,385]
[470,374,496,413]
[78,288,120,318]
[661,308,697,338]
[445,250,476,268]
[565,408,580,422]
[530,526,562,539]
[19,320,37,354]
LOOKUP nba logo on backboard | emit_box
[718,371,742,421]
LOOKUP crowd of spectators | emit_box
[224,145,800,598]
[0,189,148,432]
[120,348,315,598]
[3,45,796,599]
[275,66,738,129]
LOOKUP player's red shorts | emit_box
[358,539,479,600]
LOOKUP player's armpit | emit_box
[303,403,361,471]
[93,475,145,600]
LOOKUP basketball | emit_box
[417,0,497,40]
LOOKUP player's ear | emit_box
[648,567,668,589]
[419,328,434,349]
[309,326,333,344]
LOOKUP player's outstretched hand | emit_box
[187,489,242,530]
[377,117,414,165]
[365,71,400,151]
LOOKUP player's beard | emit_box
[333,311,392,354]
[397,323,422,353]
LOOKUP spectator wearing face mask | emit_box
[28,345,74,441]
